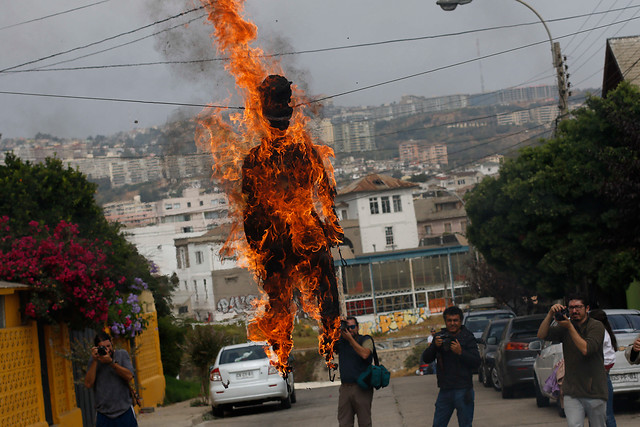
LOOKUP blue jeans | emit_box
[96,407,138,427]
[606,374,616,427]
[433,388,474,427]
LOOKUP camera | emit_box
[97,346,108,356]
[554,307,570,321]
[340,320,349,331]
[436,331,453,350]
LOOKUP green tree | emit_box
[465,83,640,306]
[0,153,175,317]
[182,325,231,399]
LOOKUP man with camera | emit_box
[537,294,607,427]
[84,331,138,427]
[422,306,480,427]
[336,316,374,427]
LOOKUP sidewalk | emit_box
[136,382,336,427]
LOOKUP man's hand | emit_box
[90,346,113,364]
[433,335,443,348]
[450,339,462,355]
[633,337,640,352]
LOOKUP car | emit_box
[209,342,296,417]
[477,318,510,388]
[463,309,516,341]
[416,363,435,375]
[532,309,640,409]
[493,313,547,398]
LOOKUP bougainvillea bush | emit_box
[0,217,147,337]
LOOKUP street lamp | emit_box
[436,0,569,120]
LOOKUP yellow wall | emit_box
[134,311,166,407]
[0,324,47,427]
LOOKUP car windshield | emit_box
[466,318,490,333]
[220,345,267,364]
[488,323,507,340]
[511,318,544,337]
[608,313,640,333]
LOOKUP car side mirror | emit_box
[529,340,542,351]
[486,336,497,345]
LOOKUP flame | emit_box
[195,0,343,373]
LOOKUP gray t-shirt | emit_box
[87,348,135,418]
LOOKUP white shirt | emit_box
[603,330,616,366]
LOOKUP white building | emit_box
[336,174,420,254]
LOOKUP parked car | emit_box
[209,342,296,417]
[532,309,640,409]
[463,309,516,341]
[494,313,547,398]
[477,318,510,388]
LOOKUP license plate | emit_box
[610,373,638,383]
[236,370,253,379]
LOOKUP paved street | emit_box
[138,375,640,427]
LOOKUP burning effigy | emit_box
[195,0,343,374]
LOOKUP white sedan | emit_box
[531,309,640,411]
[209,342,296,417]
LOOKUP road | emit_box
[196,375,640,427]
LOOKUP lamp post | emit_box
[436,0,569,120]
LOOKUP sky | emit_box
[1,0,639,139]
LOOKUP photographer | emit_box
[84,331,137,427]
[336,316,374,427]
[537,295,607,427]
[422,306,480,427]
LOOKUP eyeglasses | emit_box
[347,325,357,330]
[568,305,585,310]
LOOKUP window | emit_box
[178,306,188,314]
[174,203,181,209]
[341,209,348,220]
[392,195,402,212]
[444,223,452,233]
[385,226,394,246]
[194,280,198,301]
[177,247,189,269]
[195,251,204,264]
[199,200,204,206]
[224,276,238,285]
[184,280,188,291]
[182,226,193,233]
[183,214,191,222]
[187,202,192,208]
[369,197,379,215]
[164,203,172,210]
[425,225,432,235]
[381,196,391,213]
[211,199,217,205]
[203,279,208,300]
[461,221,467,232]
[457,179,466,185]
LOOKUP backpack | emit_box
[356,336,390,390]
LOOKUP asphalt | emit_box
[136,382,335,427]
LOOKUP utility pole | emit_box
[553,42,569,120]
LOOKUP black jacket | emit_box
[422,326,480,390]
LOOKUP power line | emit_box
[0,90,242,109]
[8,4,640,75]
[0,6,205,73]
[0,0,111,31]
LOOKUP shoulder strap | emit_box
[363,335,379,366]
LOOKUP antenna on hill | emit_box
[476,38,485,93]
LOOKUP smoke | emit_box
[144,0,314,108]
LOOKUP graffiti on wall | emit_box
[216,294,258,314]
[358,307,429,335]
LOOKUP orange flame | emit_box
[196,0,342,373]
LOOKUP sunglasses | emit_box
[347,325,357,330]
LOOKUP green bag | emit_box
[356,337,390,390]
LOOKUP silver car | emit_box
[209,342,296,417]
[532,309,640,409]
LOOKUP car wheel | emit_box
[478,364,485,384]
[533,375,550,407]
[290,388,297,404]
[280,393,292,409]
[212,405,225,418]
[558,404,565,418]
[501,385,514,399]
[491,367,501,391]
